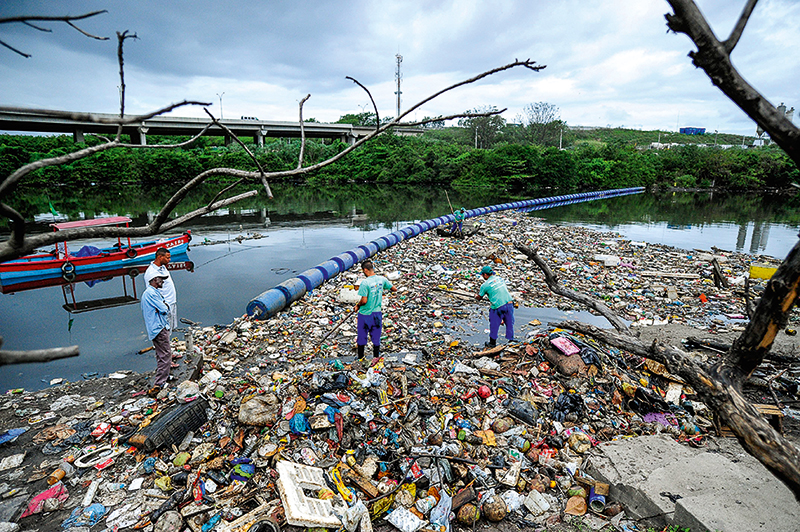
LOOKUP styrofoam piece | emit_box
[338,287,361,304]
[276,461,345,528]
[524,490,550,515]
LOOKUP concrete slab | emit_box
[585,434,800,531]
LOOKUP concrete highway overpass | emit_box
[0,109,423,146]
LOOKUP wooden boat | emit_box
[1,252,194,313]
[0,216,191,284]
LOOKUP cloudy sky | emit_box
[1,0,798,136]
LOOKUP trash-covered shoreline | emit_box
[0,211,797,532]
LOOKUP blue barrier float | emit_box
[298,268,326,292]
[276,277,307,305]
[360,242,381,257]
[331,252,356,273]
[315,260,340,281]
[345,247,368,264]
[247,187,645,319]
[247,289,287,318]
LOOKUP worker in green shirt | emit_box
[476,265,514,347]
[355,260,397,360]
[450,207,466,237]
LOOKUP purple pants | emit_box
[489,302,515,341]
[152,327,172,387]
[357,312,383,346]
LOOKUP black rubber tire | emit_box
[126,248,137,258]
[128,269,140,278]
[61,261,75,274]
[62,270,77,282]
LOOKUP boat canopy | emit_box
[50,216,132,231]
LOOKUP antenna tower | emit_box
[395,54,403,119]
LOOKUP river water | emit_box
[1,186,798,391]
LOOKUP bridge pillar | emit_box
[73,129,85,144]
[345,133,357,146]
[256,128,268,147]
[132,126,149,145]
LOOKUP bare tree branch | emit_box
[346,77,381,131]
[724,0,759,53]
[0,203,24,249]
[0,39,31,58]
[161,191,260,231]
[117,31,138,120]
[515,242,630,333]
[0,11,108,25]
[20,21,52,33]
[0,10,108,57]
[0,141,121,196]
[116,123,213,149]
[724,239,800,383]
[297,94,311,169]
[0,102,213,125]
[665,0,800,164]
[206,178,246,209]
[401,109,507,128]
[65,21,107,41]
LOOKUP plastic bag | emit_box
[60,503,106,528]
[385,507,425,532]
[20,482,68,518]
[500,490,525,512]
[341,500,369,532]
[289,413,310,434]
[429,489,452,532]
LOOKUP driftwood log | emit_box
[515,240,800,499]
[0,337,78,366]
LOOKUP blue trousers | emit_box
[489,302,514,341]
[357,312,383,346]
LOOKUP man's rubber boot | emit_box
[357,345,366,360]
[373,345,380,358]
[484,338,497,348]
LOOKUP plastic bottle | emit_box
[107,482,126,491]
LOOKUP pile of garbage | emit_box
[0,211,794,532]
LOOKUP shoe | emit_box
[484,340,497,348]
[147,385,161,398]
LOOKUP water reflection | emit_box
[538,190,799,259]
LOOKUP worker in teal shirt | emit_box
[355,260,397,360]
[450,207,466,237]
[476,265,514,347]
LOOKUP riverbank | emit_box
[1,211,798,532]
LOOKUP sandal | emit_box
[172,354,183,360]
[170,362,179,369]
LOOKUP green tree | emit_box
[458,106,506,149]
[520,102,563,147]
